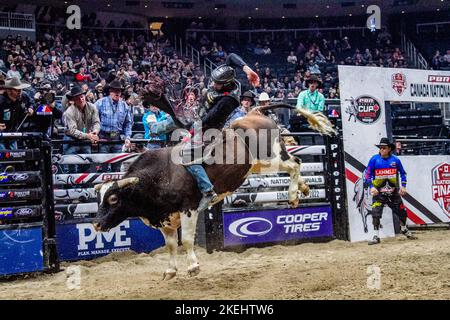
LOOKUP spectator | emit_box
[200,46,210,58]
[224,91,255,128]
[0,77,34,150]
[62,85,100,173]
[444,50,450,65]
[296,74,325,112]
[7,64,21,79]
[262,45,272,55]
[254,44,264,55]
[363,48,372,62]
[307,60,321,75]
[287,51,297,64]
[394,141,402,156]
[95,79,133,172]
[142,105,169,149]
[432,50,443,69]
[258,92,271,107]
[342,36,352,52]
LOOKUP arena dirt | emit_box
[2,229,450,300]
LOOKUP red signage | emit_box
[431,163,450,217]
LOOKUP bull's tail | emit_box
[296,107,337,137]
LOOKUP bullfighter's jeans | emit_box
[185,164,214,194]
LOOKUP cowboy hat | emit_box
[305,74,323,87]
[241,91,256,106]
[66,85,86,99]
[106,79,125,91]
[258,92,270,102]
[95,83,104,92]
[375,137,395,150]
[3,76,30,90]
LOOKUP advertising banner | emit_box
[222,205,333,247]
[398,156,450,224]
[384,69,450,102]
[339,66,450,242]
[339,65,395,242]
[0,225,44,276]
[56,218,165,261]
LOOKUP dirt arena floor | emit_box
[2,229,450,300]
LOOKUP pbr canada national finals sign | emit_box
[431,162,450,218]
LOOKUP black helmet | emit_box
[211,65,235,85]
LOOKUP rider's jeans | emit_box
[186,164,214,194]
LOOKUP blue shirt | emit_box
[143,110,169,141]
[365,154,407,190]
[224,106,247,128]
[95,96,133,139]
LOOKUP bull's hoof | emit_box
[162,268,177,281]
[289,198,300,208]
[187,264,200,277]
[300,184,310,197]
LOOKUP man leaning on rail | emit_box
[62,85,101,174]
[365,137,418,245]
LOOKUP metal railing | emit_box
[0,11,35,31]
[36,22,149,32]
[394,138,450,155]
[416,21,450,34]
[173,35,201,66]
[401,34,429,70]
[186,26,368,42]
[203,57,218,77]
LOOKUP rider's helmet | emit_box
[211,65,236,90]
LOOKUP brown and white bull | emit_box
[93,105,335,280]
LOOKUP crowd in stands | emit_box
[191,25,408,100]
[0,12,419,175]
[0,26,209,173]
[0,27,206,106]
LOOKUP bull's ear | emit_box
[117,177,140,188]
[94,183,103,192]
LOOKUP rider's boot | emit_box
[197,190,218,213]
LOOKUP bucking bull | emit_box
[93,89,336,280]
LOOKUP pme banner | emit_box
[56,218,165,261]
[222,206,333,247]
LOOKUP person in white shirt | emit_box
[7,64,21,79]
[287,51,298,64]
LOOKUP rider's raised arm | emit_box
[225,53,260,87]
[225,53,247,69]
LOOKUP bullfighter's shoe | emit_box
[197,191,218,213]
[368,236,381,245]
[401,228,418,240]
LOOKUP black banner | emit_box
[0,205,42,221]
[0,171,42,186]
[325,131,348,240]
[0,149,41,162]
[0,188,43,203]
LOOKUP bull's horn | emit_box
[117,177,140,188]
[94,183,103,192]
